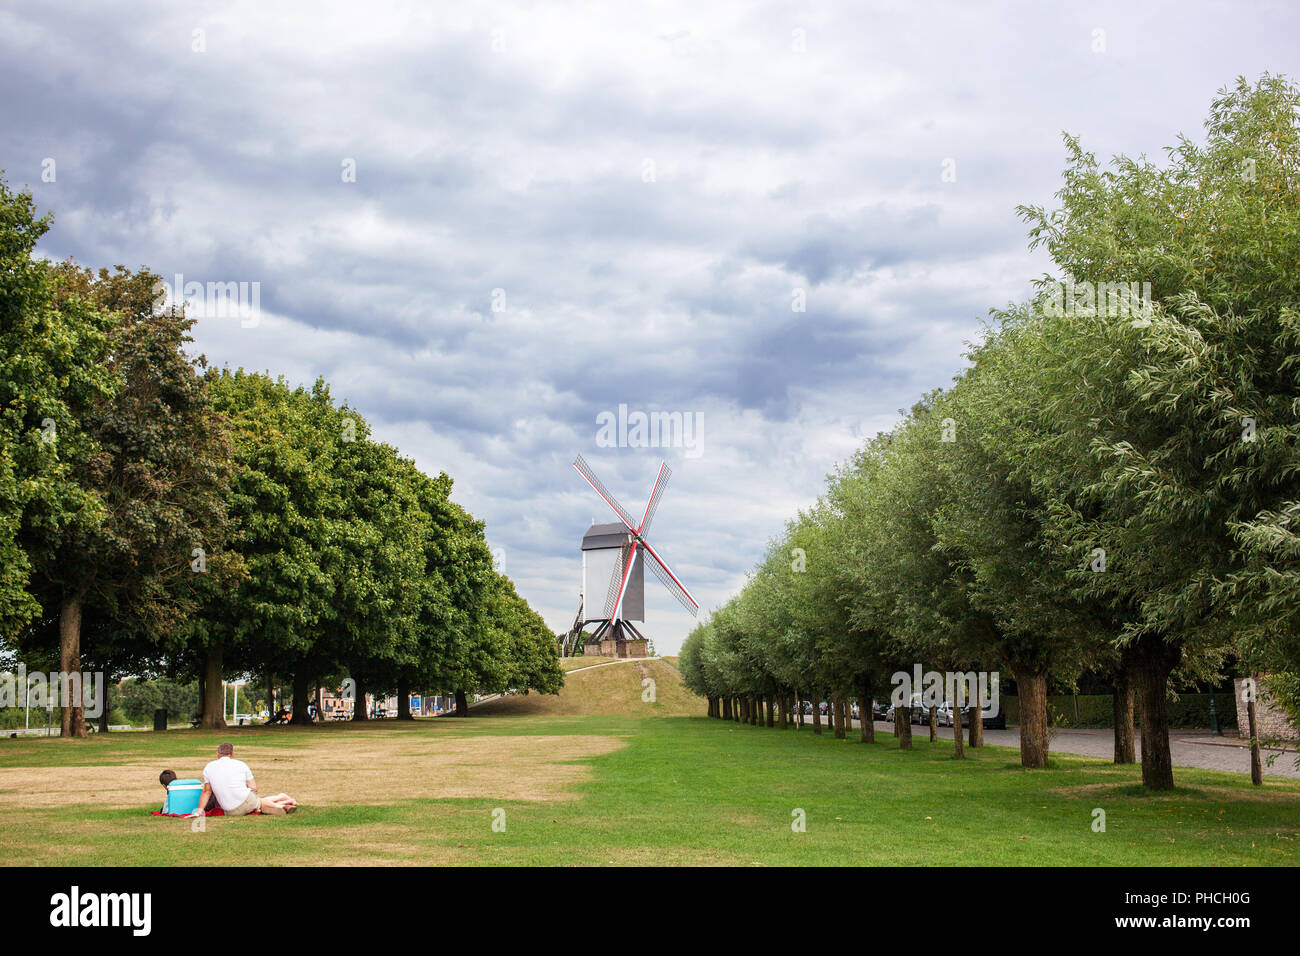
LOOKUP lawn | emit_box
[1,715,1297,866]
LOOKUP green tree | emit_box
[24,263,238,736]
[0,179,115,643]
[1016,74,1300,787]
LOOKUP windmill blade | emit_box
[641,539,699,616]
[635,461,671,536]
[573,455,636,532]
[603,539,640,620]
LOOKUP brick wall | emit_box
[1233,677,1299,741]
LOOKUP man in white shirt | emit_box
[196,742,298,816]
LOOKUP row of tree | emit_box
[0,178,562,736]
[680,75,1300,790]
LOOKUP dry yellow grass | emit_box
[0,733,625,811]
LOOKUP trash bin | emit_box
[153,708,167,731]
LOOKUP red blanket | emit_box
[151,808,260,817]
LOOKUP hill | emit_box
[471,657,702,718]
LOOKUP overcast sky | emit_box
[2,2,1295,653]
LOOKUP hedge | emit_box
[999,692,1237,731]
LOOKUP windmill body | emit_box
[582,523,644,622]
[561,457,698,658]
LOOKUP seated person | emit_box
[195,742,298,816]
[159,769,218,814]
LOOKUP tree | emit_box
[24,263,238,736]
[189,370,344,728]
[1016,74,1300,787]
[0,178,115,643]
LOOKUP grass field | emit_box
[2,713,1298,866]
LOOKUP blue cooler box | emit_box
[164,779,203,814]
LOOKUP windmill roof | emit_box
[582,522,631,550]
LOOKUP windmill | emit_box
[562,455,699,658]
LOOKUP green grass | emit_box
[1,716,1297,865]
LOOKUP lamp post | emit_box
[1208,689,1222,736]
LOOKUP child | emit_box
[159,769,218,815]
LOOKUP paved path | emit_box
[795,717,1300,779]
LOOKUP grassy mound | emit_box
[473,657,702,718]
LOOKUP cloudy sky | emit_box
[2,2,1294,652]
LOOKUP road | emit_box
[793,715,1300,779]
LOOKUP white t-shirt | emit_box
[202,756,254,811]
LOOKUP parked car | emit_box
[936,701,957,727]
[935,702,1006,729]
[871,700,889,721]
[885,695,925,722]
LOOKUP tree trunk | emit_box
[968,704,983,748]
[722,696,732,720]
[833,698,846,739]
[265,672,275,719]
[1112,667,1136,764]
[1016,668,1049,769]
[952,698,965,758]
[58,590,87,738]
[1131,635,1179,790]
[454,689,469,717]
[351,674,368,721]
[200,643,226,729]
[898,706,913,750]
[812,699,822,735]
[97,669,112,733]
[928,704,937,742]
[290,670,313,725]
[777,695,787,729]
[1247,676,1263,786]
[397,677,413,720]
[765,695,775,727]
[858,685,875,743]
[197,669,205,726]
